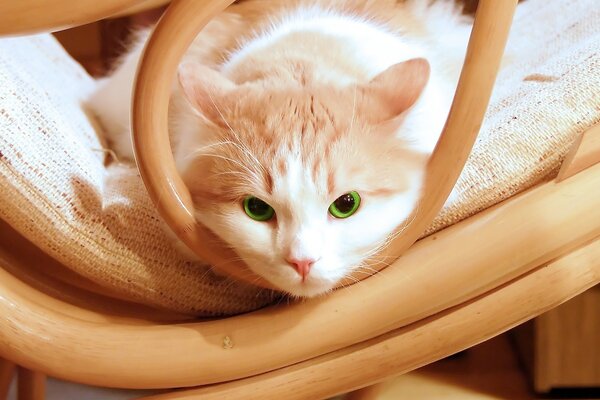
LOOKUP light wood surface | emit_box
[113,0,169,17]
[0,359,15,400]
[377,334,535,400]
[0,163,599,390]
[132,0,518,287]
[556,123,600,182]
[0,0,152,36]
[17,368,45,400]
[345,384,384,400]
[534,286,600,391]
[139,238,600,400]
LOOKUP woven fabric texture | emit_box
[425,0,600,233]
[0,36,276,316]
[0,0,598,315]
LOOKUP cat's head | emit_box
[176,59,430,297]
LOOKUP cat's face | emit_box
[177,60,429,297]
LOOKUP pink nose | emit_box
[286,258,316,281]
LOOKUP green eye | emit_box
[243,196,275,221]
[329,191,361,219]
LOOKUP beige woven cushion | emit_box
[0,36,275,316]
[426,0,600,233]
[0,0,598,316]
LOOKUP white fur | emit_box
[88,1,471,297]
[223,4,470,153]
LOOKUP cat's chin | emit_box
[265,276,338,298]
[284,285,334,299]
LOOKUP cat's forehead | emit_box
[221,86,359,159]
[271,155,331,204]
[233,86,356,128]
[207,85,414,200]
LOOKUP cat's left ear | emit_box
[178,62,237,126]
[359,58,430,122]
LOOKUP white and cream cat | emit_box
[89,0,472,297]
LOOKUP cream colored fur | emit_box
[89,0,471,297]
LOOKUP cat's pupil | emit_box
[247,197,270,216]
[334,194,355,214]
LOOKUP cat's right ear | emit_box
[177,63,237,126]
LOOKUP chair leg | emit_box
[0,358,15,400]
[345,383,384,400]
[17,368,45,400]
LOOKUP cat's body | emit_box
[89,0,472,297]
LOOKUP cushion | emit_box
[426,0,600,233]
[0,0,598,316]
[0,36,275,316]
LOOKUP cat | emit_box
[88,0,472,298]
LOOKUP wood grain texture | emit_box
[556,123,600,182]
[139,239,600,400]
[0,358,15,400]
[0,0,150,35]
[132,0,518,287]
[345,384,384,400]
[534,286,600,392]
[17,369,45,400]
[0,163,599,390]
[112,0,169,17]
[376,335,532,400]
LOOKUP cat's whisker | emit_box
[185,140,239,154]
[336,276,361,295]
[211,172,248,180]
[205,91,268,178]
[220,269,266,292]
[188,151,262,182]
[184,139,265,183]
[367,208,421,259]
[214,137,268,178]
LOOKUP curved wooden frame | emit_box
[0,0,161,35]
[1,163,599,390]
[132,0,517,287]
[141,239,600,399]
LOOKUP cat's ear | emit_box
[178,63,237,126]
[360,58,430,122]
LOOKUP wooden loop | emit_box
[133,0,518,288]
[140,239,600,399]
[2,163,599,389]
[132,0,265,286]
[0,0,151,36]
[112,0,169,17]
[359,0,519,279]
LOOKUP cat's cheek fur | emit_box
[192,170,423,298]
[198,209,337,297]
